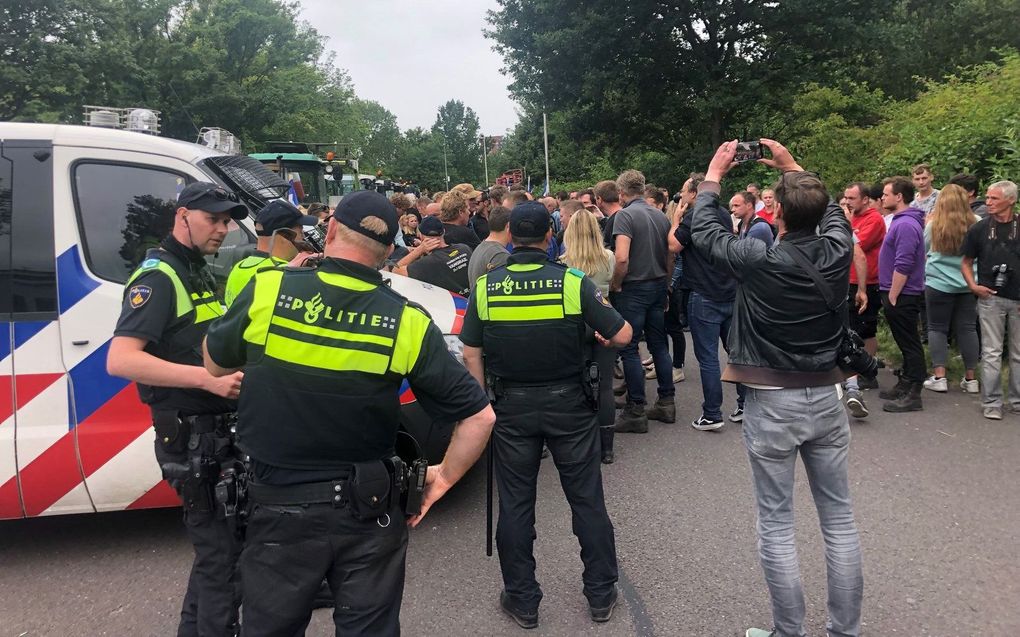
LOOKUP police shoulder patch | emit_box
[566,267,586,278]
[594,288,610,307]
[129,285,153,308]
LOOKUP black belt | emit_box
[500,378,578,389]
[181,413,234,434]
[248,475,352,507]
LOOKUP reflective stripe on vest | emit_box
[126,260,223,323]
[477,265,584,322]
[224,254,286,307]
[242,269,427,376]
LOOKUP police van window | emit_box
[205,221,256,295]
[4,142,57,318]
[73,162,186,283]
[0,154,12,316]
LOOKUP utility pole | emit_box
[480,134,490,186]
[542,112,551,196]
[442,139,450,189]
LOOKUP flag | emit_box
[287,179,301,206]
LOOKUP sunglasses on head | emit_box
[186,186,239,204]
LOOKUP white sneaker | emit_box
[672,368,685,383]
[960,378,979,393]
[923,376,948,392]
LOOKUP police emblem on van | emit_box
[129,285,152,308]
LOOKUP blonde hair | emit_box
[929,184,976,255]
[562,211,612,278]
[440,190,469,222]
[332,222,389,263]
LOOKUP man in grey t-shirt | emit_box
[611,169,675,433]
[467,206,512,293]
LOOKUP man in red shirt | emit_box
[843,182,886,416]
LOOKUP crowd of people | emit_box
[340,160,1018,430]
[267,153,1016,636]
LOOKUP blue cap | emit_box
[509,201,551,240]
[177,181,248,219]
[418,216,445,237]
[255,200,318,236]
[333,190,399,245]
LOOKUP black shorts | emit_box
[848,283,880,339]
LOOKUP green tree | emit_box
[390,128,447,191]
[353,99,402,172]
[431,100,483,185]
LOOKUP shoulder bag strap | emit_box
[784,242,841,314]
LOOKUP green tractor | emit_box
[249,141,359,208]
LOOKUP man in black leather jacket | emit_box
[689,139,864,637]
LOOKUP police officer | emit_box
[223,200,318,306]
[106,182,248,637]
[203,190,495,636]
[459,201,633,629]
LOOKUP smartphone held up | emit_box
[734,140,764,163]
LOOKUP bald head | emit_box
[424,203,441,217]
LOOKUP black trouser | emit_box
[240,499,408,636]
[594,343,617,455]
[664,286,688,368]
[493,383,618,612]
[882,292,925,383]
[154,438,242,637]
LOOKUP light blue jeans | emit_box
[977,295,1020,410]
[742,386,863,637]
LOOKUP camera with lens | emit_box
[836,328,878,377]
[993,263,1009,288]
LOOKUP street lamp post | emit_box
[442,139,450,189]
[480,134,489,186]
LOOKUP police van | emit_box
[0,122,467,519]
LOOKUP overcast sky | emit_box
[298,0,519,136]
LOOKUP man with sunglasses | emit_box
[224,200,318,306]
[107,182,249,637]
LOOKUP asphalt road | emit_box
[2,365,1019,636]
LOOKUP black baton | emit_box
[486,439,493,557]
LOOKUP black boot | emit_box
[600,425,615,464]
[878,377,911,400]
[614,403,648,433]
[883,382,923,412]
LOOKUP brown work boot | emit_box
[645,397,676,423]
[614,403,648,433]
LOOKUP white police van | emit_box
[0,122,466,519]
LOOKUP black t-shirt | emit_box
[470,214,490,241]
[962,216,1020,300]
[113,239,236,415]
[443,222,481,249]
[602,213,617,251]
[675,209,737,302]
[407,243,473,296]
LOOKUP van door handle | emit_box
[72,340,90,346]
